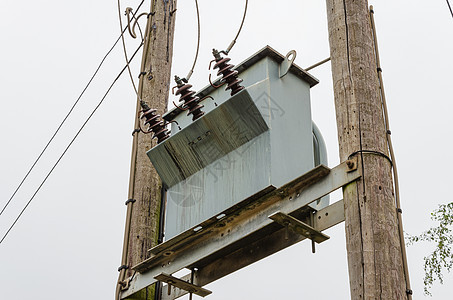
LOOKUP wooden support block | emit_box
[269,212,330,243]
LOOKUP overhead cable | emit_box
[126,9,148,39]
[447,0,453,19]
[304,57,331,71]
[0,0,146,219]
[117,0,145,96]
[185,0,201,81]
[116,1,157,296]
[225,0,248,54]
[370,5,412,298]
[0,43,144,245]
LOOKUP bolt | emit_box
[346,160,355,169]
[174,75,183,86]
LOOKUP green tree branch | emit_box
[406,202,453,296]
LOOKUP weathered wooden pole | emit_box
[326,1,410,299]
[117,1,177,299]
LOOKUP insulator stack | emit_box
[174,76,204,121]
[140,101,169,144]
[212,49,244,96]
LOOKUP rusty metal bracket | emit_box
[154,273,212,297]
[269,212,329,244]
[345,156,358,173]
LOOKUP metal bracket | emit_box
[154,273,212,297]
[162,199,348,300]
[269,212,329,243]
[120,161,361,299]
[279,50,296,78]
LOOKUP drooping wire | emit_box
[224,0,248,54]
[447,0,453,19]
[185,0,201,81]
[0,43,144,245]
[116,3,156,297]
[126,9,148,39]
[0,0,146,219]
[369,6,412,298]
[131,13,145,42]
[117,0,145,97]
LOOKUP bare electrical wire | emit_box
[0,0,146,219]
[225,0,248,54]
[0,43,144,245]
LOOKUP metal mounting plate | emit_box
[154,273,212,297]
[269,212,329,243]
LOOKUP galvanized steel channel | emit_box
[120,161,361,299]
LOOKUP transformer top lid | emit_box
[163,45,319,122]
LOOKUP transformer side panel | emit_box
[165,132,271,239]
[267,59,315,188]
[162,54,324,240]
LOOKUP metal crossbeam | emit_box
[120,161,360,299]
[162,199,347,300]
[269,212,330,243]
[154,273,212,297]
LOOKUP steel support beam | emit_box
[154,273,211,297]
[269,212,330,243]
[120,161,360,299]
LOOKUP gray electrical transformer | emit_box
[147,46,329,240]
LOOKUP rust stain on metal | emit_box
[346,156,358,172]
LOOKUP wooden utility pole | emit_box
[118,1,177,299]
[326,1,410,299]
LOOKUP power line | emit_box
[117,0,144,96]
[225,0,248,54]
[447,0,453,19]
[0,0,145,219]
[185,0,201,81]
[116,3,156,298]
[369,6,412,295]
[0,42,144,245]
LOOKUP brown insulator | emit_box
[174,76,204,121]
[212,49,244,96]
[140,101,169,144]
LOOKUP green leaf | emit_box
[406,202,453,296]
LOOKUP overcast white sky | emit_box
[1,0,452,299]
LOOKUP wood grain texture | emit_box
[326,1,408,299]
[126,1,177,299]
